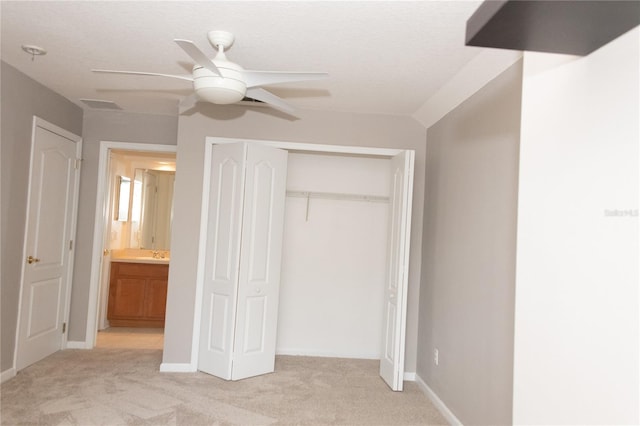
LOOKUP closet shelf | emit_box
[286,190,389,203]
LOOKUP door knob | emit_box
[27,255,40,264]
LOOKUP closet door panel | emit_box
[379,150,414,391]
[198,143,247,380]
[232,144,288,380]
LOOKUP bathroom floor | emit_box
[96,327,164,350]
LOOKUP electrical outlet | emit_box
[434,348,439,366]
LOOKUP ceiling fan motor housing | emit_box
[193,60,246,104]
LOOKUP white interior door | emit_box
[198,142,288,380]
[379,150,414,391]
[16,120,81,370]
[98,154,114,330]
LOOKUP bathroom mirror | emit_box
[129,169,175,250]
[114,176,131,222]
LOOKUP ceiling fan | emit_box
[92,30,328,115]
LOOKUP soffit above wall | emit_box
[466,0,640,55]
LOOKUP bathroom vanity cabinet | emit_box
[107,261,169,327]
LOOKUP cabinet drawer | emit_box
[112,262,169,278]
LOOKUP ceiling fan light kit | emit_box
[92,30,328,115]
[193,62,246,104]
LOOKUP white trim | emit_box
[415,374,463,426]
[403,371,416,381]
[86,141,177,348]
[13,117,82,372]
[160,363,197,373]
[396,150,415,390]
[62,122,83,351]
[65,340,91,349]
[413,49,523,129]
[275,349,380,360]
[1,368,16,384]
[273,351,415,379]
[189,140,214,368]
[190,137,413,373]
[206,137,403,157]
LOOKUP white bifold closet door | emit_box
[198,142,288,381]
[380,150,414,391]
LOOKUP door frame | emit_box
[191,137,412,377]
[84,141,177,348]
[13,116,82,370]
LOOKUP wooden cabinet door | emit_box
[145,279,168,320]
[108,262,169,326]
[109,278,146,318]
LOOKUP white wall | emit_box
[513,28,639,424]
[277,153,390,358]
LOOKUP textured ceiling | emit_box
[1,1,484,116]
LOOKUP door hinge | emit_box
[69,240,73,251]
[62,323,66,333]
[75,158,82,169]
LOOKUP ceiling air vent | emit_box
[237,96,267,107]
[80,99,123,110]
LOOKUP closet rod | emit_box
[286,190,389,203]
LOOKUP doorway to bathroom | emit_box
[87,142,177,350]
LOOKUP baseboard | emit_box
[66,340,91,349]
[276,351,415,381]
[403,371,416,381]
[1,367,16,384]
[415,373,463,426]
[275,348,379,360]
[160,362,196,373]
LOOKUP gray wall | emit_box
[163,106,427,373]
[417,61,522,425]
[1,62,83,372]
[68,110,178,342]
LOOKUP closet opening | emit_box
[194,138,413,391]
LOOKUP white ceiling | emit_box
[1,1,485,117]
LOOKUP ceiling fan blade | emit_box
[242,71,328,89]
[174,39,221,76]
[92,69,193,82]
[179,93,199,114]
[246,87,296,115]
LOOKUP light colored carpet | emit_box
[1,349,447,425]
